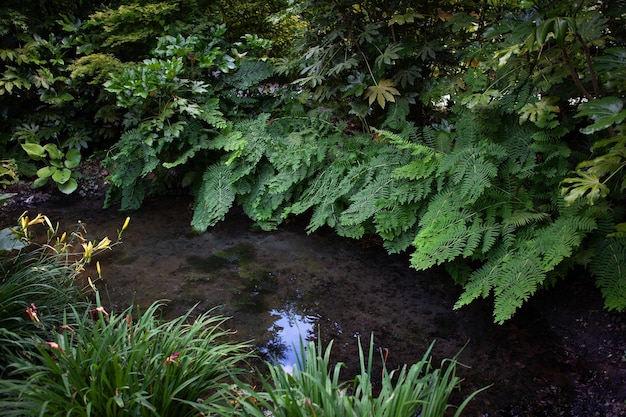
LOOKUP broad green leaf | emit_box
[37,166,56,178]
[21,142,46,158]
[576,97,626,134]
[388,12,424,25]
[52,167,71,184]
[58,178,78,194]
[44,143,63,160]
[518,96,560,128]
[31,176,49,188]
[460,89,500,109]
[375,43,403,68]
[561,170,609,205]
[0,227,27,251]
[64,148,81,169]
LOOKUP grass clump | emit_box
[0,300,251,417]
[234,336,488,417]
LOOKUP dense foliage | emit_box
[1,0,625,322]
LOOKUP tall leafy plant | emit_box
[187,0,625,323]
[103,28,276,211]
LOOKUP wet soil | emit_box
[2,189,625,416]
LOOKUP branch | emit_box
[562,47,593,101]
[576,34,601,98]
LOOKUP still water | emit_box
[3,194,624,415]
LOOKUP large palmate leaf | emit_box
[561,170,610,205]
[575,96,626,134]
[364,79,400,109]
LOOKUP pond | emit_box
[2,192,625,416]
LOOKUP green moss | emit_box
[214,242,257,266]
[186,254,230,272]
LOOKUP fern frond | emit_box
[502,210,551,228]
[227,59,275,90]
[590,237,626,311]
[454,246,512,308]
[383,224,420,254]
[454,244,546,323]
[191,163,236,231]
[198,98,228,128]
[492,252,545,323]
[105,129,159,210]
[340,176,394,226]
[375,202,420,239]
[239,163,283,227]
[414,187,499,263]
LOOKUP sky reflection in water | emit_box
[264,307,318,373]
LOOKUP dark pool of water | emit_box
[2,194,625,416]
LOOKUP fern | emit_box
[297,162,370,233]
[492,251,545,323]
[340,176,394,226]
[238,163,286,230]
[591,238,626,311]
[191,163,236,231]
[502,210,551,228]
[453,201,604,322]
[227,59,275,90]
[104,129,159,210]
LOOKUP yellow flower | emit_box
[94,236,112,251]
[118,217,131,239]
[82,241,94,261]
[122,217,130,232]
[87,276,97,292]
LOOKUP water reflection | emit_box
[261,305,318,372]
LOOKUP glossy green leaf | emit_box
[21,143,46,158]
[52,167,71,184]
[31,176,49,188]
[37,166,56,178]
[58,177,78,194]
[43,143,63,160]
[64,148,81,169]
[576,97,626,134]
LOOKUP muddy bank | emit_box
[1,191,625,416]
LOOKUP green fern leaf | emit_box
[227,59,275,90]
[590,238,626,311]
[502,210,551,228]
[492,252,545,323]
[454,246,511,307]
[340,177,394,226]
[375,203,420,239]
[191,163,236,231]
